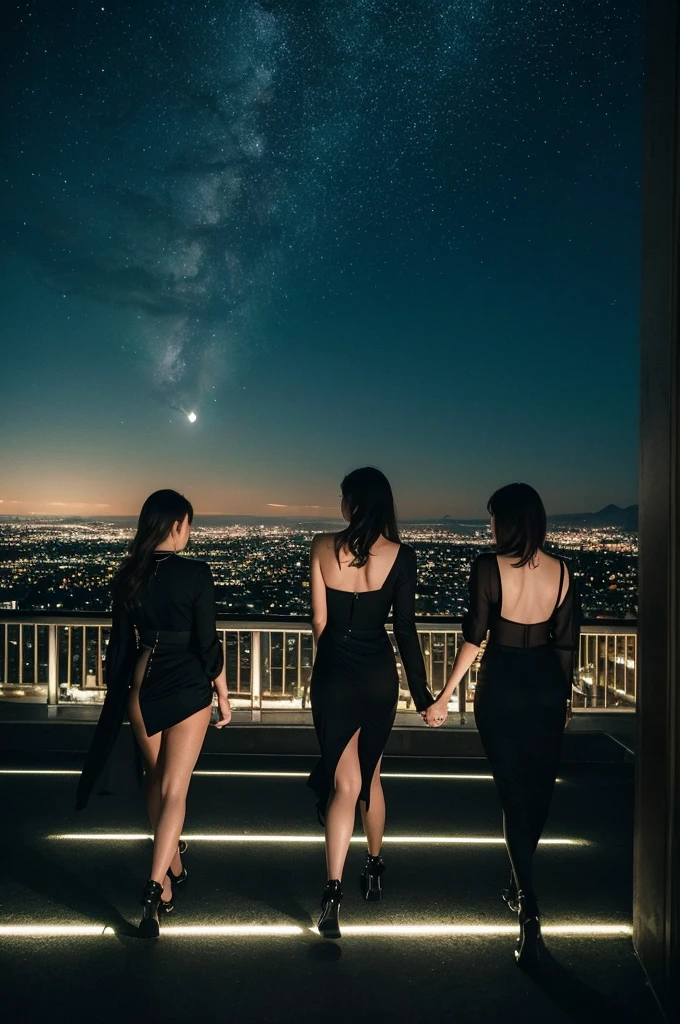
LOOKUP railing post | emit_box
[47,623,58,718]
[251,629,261,723]
[458,669,467,725]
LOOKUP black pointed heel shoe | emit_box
[515,891,541,970]
[168,840,188,886]
[138,879,163,938]
[361,854,386,902]
[167,865,187,886]
[501,876,520,914]
[318,880,343,939]
[160,880,175,914]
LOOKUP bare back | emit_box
[315,533,401,593]
[497,552,569,625]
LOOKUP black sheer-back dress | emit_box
[307,544,435,818]
[462,552,581,895]
[77,552,223,809]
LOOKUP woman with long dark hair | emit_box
[308,467,434,938]
[77,489,231,937]
[423,483,580,968]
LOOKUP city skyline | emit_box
[0,2,643,516]
[0,515,638,620]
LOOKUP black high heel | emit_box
[515,891,541,970]
[317,880,342,939]
[501,874,520,914]
[138,879,163,938]
[159,882,175,914]
[167,865,187,886]
[361,854,386,901]
[167,840,188,886]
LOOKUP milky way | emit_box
[1,1,640,414]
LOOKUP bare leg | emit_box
[325,730,362,880]
[359,755,385,856]
[127,653,181,892]
[149,705,211,887]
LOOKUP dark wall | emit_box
[635,0,680,1018]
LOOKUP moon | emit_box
[187,411,197,423]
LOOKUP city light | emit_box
[0,517,638,623]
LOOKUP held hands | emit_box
[422,694,449,728]
[565,700,573,730]
[213,692,232,729]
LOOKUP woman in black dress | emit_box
[77,490,231,937]
[308,467,435,938]
[424,483,580,968]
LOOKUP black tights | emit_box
[475,646,565,897]
[481,731,561,894]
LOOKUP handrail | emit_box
[0,610,637,631]
[0,615,638,717]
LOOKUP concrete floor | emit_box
[0,750,660,1024]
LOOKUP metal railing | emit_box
[0,613,637,720]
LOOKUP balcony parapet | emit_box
[0,613,637,718]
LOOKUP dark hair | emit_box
[334,467,400,568]
[487,483,546,568]
[114,489,194,606]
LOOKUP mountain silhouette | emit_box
[549,504,638,530]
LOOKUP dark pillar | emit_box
[636,1,680,1018]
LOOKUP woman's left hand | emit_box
[422,696,449,728]
[213,693,232,728]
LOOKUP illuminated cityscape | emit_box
[0,516,637,620]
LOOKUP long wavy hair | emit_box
[334,467,400,568]
[487,483,547,568]
[114,489,194,606]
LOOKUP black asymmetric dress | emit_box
[307,544,435,814]
[462,552,581,894]
[76,552,223,810]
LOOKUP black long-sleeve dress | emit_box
[76,552,223,810]
[307,543,434,814]
[462,552,581,894]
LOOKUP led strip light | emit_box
[48,833,584,845]
[0,923,632,939]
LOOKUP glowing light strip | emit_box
[0,923,631,939]
[48,833,584,846]
[194,771,497,781]
[194,771,309,777]
[0,769,497,781]
[0,925,115,936]
[383,773,495,781]
[161,925,303,936]
[310,924,632,937]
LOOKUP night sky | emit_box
[0,1,643,519]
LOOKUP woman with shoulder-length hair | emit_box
[308,467,435,939]
[424,483,580,969]
[77,489,231,937]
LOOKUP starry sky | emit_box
[0,0,643,519]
